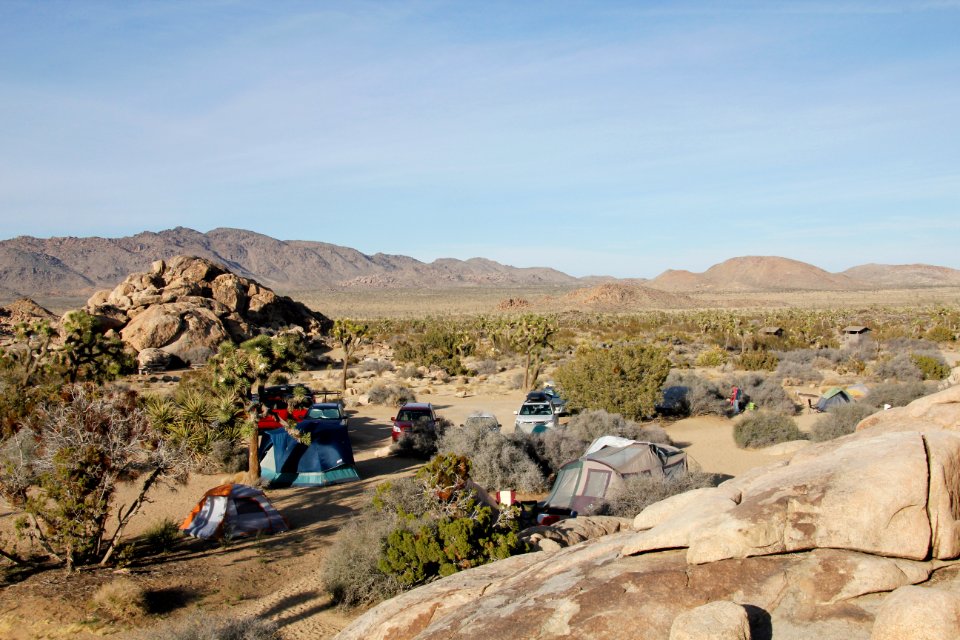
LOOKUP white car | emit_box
[514,401,560,434]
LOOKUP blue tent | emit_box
[258,403,360,487]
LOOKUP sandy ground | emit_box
[0,365,897,639]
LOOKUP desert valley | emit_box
[0,230,959,639]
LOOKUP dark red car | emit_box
[390,402,437,442]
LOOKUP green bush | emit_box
[736,350,779,372]
[811,403,877,442]
[910,354,951,380]
[590,471,719,518]
[925,325,955,343]
[554,344,671,420]
[695,347,728,367]
[733,411,806,449]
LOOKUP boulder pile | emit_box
[84,256,331,365]
[337,385,960,640]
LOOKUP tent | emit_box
[816,387,852,412]
[541,441,688,515]
[845,383,870,400]
[180,484,289,540]
[258,403,360,487]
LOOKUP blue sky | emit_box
[1,1,958,278]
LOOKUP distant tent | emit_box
[180,484,289,540]
[816,387,852,412]
[541,441,687,515]
[258,403,360,487]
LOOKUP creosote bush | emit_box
[733,411,806,449]
[694,346,728,367]
[910,354,950,380]
[811,403,878,442]
[736,350,779,372]
[590,471,719,518]
[367,383,416,406]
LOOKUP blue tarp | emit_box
[259,416,360,488]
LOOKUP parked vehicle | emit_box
[255,384,315,430]
[391,402,438,442]
[514,401,560,434]
[460,412,501,432]
[525,387,566,415]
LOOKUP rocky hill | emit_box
[842,263,960,288]
[0,227,578,299]
[649,256,860,292]
[558,282,698,310]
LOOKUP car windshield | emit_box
[307,407,342,420]
[519,403,552,416]
[397,409,432,422]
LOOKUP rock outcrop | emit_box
[84,256,331,365]
[336,386,960,640]
[0,297,57,341]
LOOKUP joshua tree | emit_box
[209,334,305,482]
[331,318,368,391]
[506,315,557,390]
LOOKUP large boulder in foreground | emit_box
[335,386,960,640]
[85,256,331,365]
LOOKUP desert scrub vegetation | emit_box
[438,424,546,492]
[865,381,934,408]
[910,354,951,380]
[732,373,797,415]
[589,471,720,518]
[324,455,529,606]
[811,403,878,442]
[694,346,728,367]
[138,613,280,640]
[735,349,779,372]
[390,416,452,459]
[554,343,671,420]
[367,382,416,406]
[733,411,806,449]
[774,360,823,384]
[91,576,148,620]
[660,372,729,417]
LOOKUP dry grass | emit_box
[91,577,148,620]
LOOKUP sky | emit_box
[1,1,958,278]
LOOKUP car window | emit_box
[307,407,342,419]
[398,409,432,421]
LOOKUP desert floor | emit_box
[0,361,930,639]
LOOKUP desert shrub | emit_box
[925,325,955,343]
[91,577,148,619]
[811,403,877,442]
[138,613,280,640]
[694,347,727,367]
[392,324,473,376]
[554,344,671,420]
[873,354,923,382]
[732,373,797,415]
[438,425,545,492]
[390,417,450,459]
[397,364,421,380]
[661,372,728,417]
[910,354,950,380]
[733,411,805,449]
[565,409,671,445]
[865,381,932,408]
[367,383,416,406]
[473,359,500,376]
[884,337,940,355]
[840,341,878,363]
[141,518,181,555]
[322,517,403,608]
[509,372,525,390]
[736,350,779,372]
[776,349,818,366]
[359,359,395,376]
[774,360,823,384]
[206,438,246,474]
[377,455,528,588]
[590,471,719,518]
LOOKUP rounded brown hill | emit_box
[649,256,858,292]
[558,282,697,310]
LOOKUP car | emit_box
[514,401,560,434]
[303,402,348,425]
[525,387,566,415]
[391,402,437,442]
[460,412,501,432]
[255,384,315,429]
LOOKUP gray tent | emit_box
[816,387,852,412]
[541,441,687,514]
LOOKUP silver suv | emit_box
[514,401,560,434]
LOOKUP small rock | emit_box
[871,585,960,640]
[670,601,751,640]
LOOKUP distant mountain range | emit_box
[1,228,958,302]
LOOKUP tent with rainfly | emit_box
[258,402,360,488]
[540,440,688,515]
[816,387,853,412]
[180,483,289,540]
